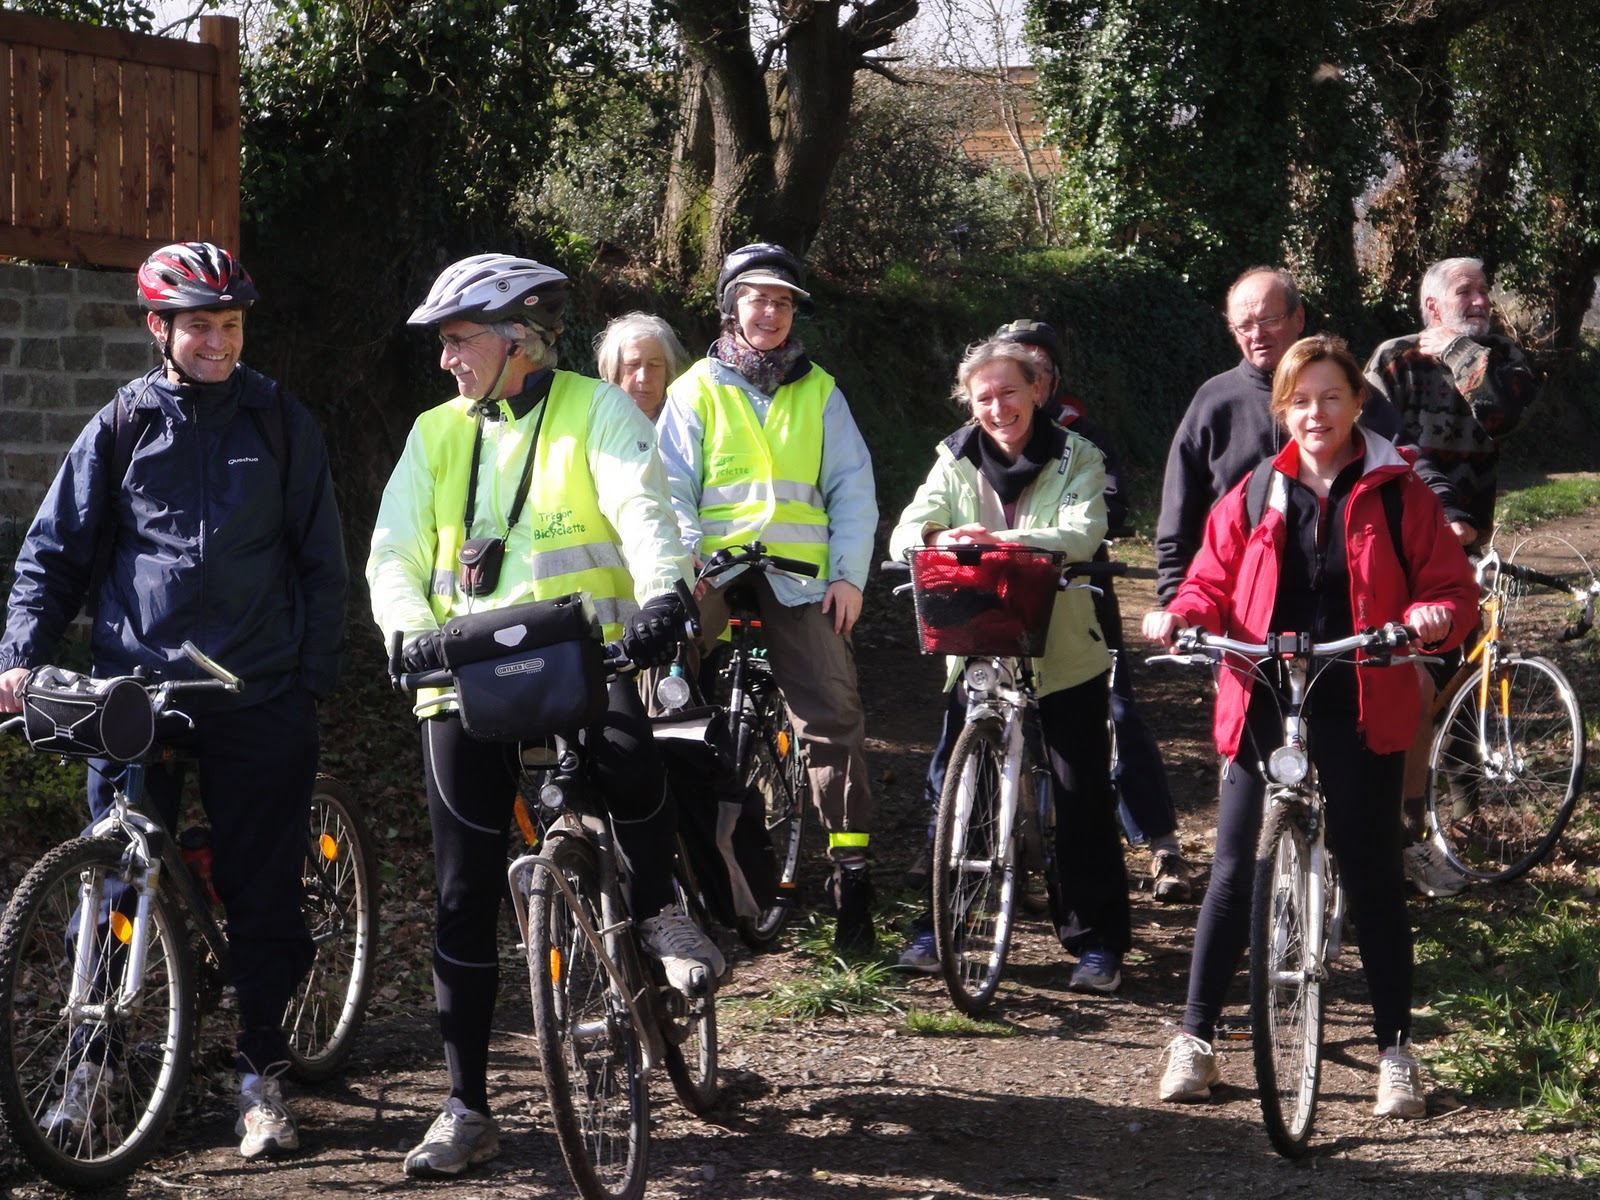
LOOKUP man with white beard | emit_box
[1364,257,1536,551]
[1365,256,1537,898]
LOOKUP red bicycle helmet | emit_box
[137,242,258,312]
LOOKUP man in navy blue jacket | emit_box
[0,243,346,1160]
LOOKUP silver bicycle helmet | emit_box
[408,254,570,329]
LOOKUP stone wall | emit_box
[0,263,157,530]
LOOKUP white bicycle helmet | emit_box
[408,254,570,329]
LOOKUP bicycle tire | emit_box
[932,716,1017,1015]
[1014,756,1058,918]
[527,834,649,1200]
[0,837,196,1188]
[662,993,719,1115]
[283,775,379,1082]
[738,673,808,949]
[1249,801,1324,1158]
[1428,654,1585,882]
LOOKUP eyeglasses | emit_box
[439,330,495,353]
[1229,313,1289,335]
[739,295,795,315]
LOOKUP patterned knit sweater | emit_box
[1363,332,1536,533]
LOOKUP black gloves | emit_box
[622,593,685,668]
[400,631,446,673]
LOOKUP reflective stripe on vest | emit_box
[828,831,870,850]
[682,360,832,570]
[417,372,638,643]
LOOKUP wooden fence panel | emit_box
[66,52,96,230]
[0,11,240,268]
[38,48,69,235]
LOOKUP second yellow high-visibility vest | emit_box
[679,359,832,572]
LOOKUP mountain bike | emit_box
[1426,547,1595,882]
[897,544,1124,1015]
[0,644,376,1187]
[393,615,722,1200]
[1151,624,1421,1158]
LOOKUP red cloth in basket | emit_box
[910,544,1063,657]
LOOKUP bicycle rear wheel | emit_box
[738,674,808,949]
[1249,801,1324,1158]
[1428,654,1584,882]
[527,835,649,1200]
[932,716,1017,1015]
[284,775,378,1082]
[0,837,195,1188]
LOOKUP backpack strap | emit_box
[1243,457,1409,577]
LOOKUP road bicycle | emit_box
[0,644,377,1188]
[897,544,1123,1015]
[686,542,817,948]
[1426,546,1596,882]
[394,617,722,1200]
[1151,623,1420,1158]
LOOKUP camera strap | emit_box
[462,397,548,547]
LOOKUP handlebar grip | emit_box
[769,554,820,578]
[1062,560,1128,579]
[395,667,453,692]
[879,560,910,576]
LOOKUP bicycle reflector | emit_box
[1268,744,1309,785]
[318,833,339,861]
[109,911,134,945]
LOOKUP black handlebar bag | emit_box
[21,667,156,762]
[439,593,609,742]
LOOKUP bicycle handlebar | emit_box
[879,555,1127,585]
[697,541,820,585]
[1149,624,1420,667]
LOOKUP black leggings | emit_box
[420,679,675,1114]
[1041,672,1131,957]
[1181,688,1412,1049]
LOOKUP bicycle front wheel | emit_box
[739,677,808,949]
[1249,801,1324,1158]
[932,716,1017,1015]
[284,775,379,1082]
[527,835,649,1200]
[662,991,718,1115]
[1428,654,1585,882]
[0,837,195,1188]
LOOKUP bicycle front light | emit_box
[654,673,692,712]
[1268,745,1309,786]
[538,782,566,810]
[964,661,1007,694]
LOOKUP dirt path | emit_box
[5,512,1600,1198]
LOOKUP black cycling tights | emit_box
[420,679,674,1114]
[1183,691,1412,1050]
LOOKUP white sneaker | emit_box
[639,906,726,996]
[1159,1033,1221,1102]
[43,1060,113,1141]
[404,1097,500,1177]
[1374,1041,1427,1119]
[1403,839,1467,898]
[236,1069,299,1158]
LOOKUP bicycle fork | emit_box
[948,708,1025,891]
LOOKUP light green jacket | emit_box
[889,423,1111,697]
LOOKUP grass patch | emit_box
[751,957,907,1021]
[1496,479,1600,532]
[1415,887,1600,1171]
[904,1005,1014,1037]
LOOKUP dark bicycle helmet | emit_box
[716,243,812,316]
[408,254,570,330]
[994,319,1067,379]
[138,242,258,312]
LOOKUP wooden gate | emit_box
[0,11,240,268]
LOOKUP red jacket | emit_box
[1167,434,1479,758]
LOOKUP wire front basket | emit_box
[909,544,1064,657]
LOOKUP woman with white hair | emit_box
[595,311,690,422]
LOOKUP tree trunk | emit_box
[659,60,715,280]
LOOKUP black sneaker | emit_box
[831,862,877,957]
